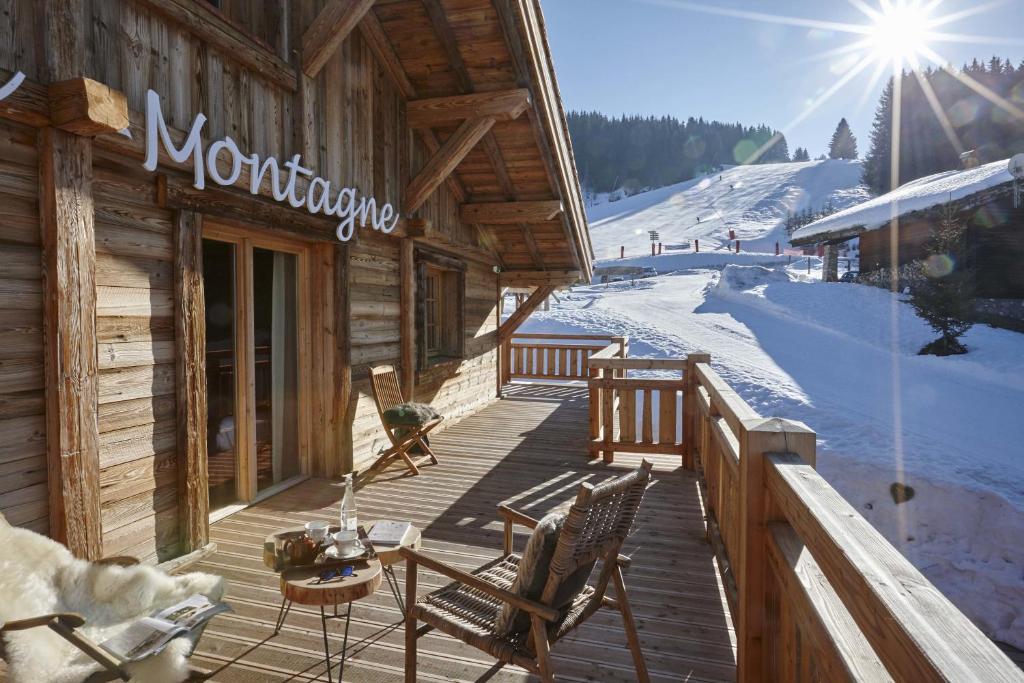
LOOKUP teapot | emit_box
[283,534,320,566]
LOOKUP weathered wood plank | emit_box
[405,117,495,214]
[301,0,378,78]
[407,90,530,128]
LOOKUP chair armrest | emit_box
[399,547,560,623]
[1,613,86,632]
[497,504,539,530]
[94,555,140,567]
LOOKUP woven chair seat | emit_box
[411,554,596,665]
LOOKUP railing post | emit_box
[588,367,602,458]
[736,417,816,683]
[683,353,711,470]
[602,373,615,463]
[612,335,628,378]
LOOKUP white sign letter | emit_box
[143,89,207,190]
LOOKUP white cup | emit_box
[332,529,363,555]
[305,520,330,545]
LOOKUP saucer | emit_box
[324,544,365,561]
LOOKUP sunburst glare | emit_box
[865,1,935,68]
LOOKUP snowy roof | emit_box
[791,158,1016,245]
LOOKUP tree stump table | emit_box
[276,558,382,683]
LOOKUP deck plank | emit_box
[194,384,736,682]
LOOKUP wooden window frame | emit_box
[202,220,312,517]
[415,249,466,371]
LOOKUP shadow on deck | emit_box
[192,383,736,682]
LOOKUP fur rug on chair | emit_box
[0,518,224,683]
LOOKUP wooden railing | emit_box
[503,338,1021,678]
[587,353,688,463]
[688,356,1022,682]
[501,333,623,383]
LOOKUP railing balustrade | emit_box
[499,336,1022,680]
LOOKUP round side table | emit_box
[276,558,382,683]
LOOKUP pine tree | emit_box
[910,205,974,355]
[862,79,894,194]
[792,147,810,162]
[829,118,859,159]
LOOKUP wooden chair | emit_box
[366,364,442,477]
[399,460,654,682]
[0,555,209,683]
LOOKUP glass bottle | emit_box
[340,474,357,532]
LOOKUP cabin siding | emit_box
[0,121,47,535]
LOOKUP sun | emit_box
[866,1,934,68]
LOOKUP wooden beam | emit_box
[406,90,530,128]
[334,243,354,475]
[405,218,498,266]
[48,77,128,136]
[420,0,474,92]
[134,0,296,91]
[173,210,209,553]
[40,127,103,560]
[0,67,50,127]
[301,0,378,78]
[499,269,580,287]
[460,200,562,224]
[404,117,495,214]
[400,239,416,399]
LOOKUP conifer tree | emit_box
[792,147,811,162]
[829,118,859,159]
[911,205,974,356]
[862,79,894,194]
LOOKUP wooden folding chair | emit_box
[400,460,654,682]
[366,364,443,477]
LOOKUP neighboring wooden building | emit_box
[792,161,1024,296]
[0,0,591,563]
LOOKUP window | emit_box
[416,252,465,369]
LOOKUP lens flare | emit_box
[867,1,934,67]
[923,254,955,278]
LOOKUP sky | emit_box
[544,0,1024,158]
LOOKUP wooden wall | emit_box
[0,122,47,534]
[93,153,180,561]
[0,0,503,556]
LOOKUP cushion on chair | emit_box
[383,402,441,426]
[494,512,596,635]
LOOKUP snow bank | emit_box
[524,264,1024,647]
[792,158,1015,242]
[587,160,870,260]
[598,251,792,273]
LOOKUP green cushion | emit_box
[383,402,440,426]
[494,512,596,635]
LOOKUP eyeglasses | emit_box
[315,565,354,583]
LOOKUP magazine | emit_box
[100,594,230,662]
[367,520,413,546]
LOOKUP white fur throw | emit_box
[0,518,224,683]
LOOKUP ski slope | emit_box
[588,159,870,260]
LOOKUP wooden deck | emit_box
[191,383,736,682]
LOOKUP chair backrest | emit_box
[370,364,405,416]
[539,460,653,606]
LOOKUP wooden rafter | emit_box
[461,200,563,224]
[499,269,581,287]
[404,117,495,214]
[301,0,378,77]
[406,90,530,128]
[497,285,557,344]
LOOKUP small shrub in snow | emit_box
[910,206,975,356]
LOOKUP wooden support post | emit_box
[400,238,416,399]
[683,353,711,470]
[602,374,615,464]
[301,0,378,78]
[335,243,353,475]
[497,285,556,344]
[39,126,102,559]
[736,417,816,683]
[174,211,209,552]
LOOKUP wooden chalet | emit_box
[0,0,591,563]
[1,1,1023,682]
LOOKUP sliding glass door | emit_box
[203,227,307,513]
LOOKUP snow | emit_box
[792,158,1016,243]
[517,266,1024,648]
[587,159,870,260]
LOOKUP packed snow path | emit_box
[520,268,1024,648]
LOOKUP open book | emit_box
[100,594,230,662]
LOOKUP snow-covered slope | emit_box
[588,160,870,260]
